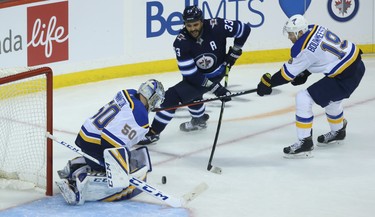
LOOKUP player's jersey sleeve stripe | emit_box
[326,44,360,77]
[178,58,195,67]
[280,65,294,81]
[79,126,101,145]
[178,59,197,76]
[123,90,134,110]
[234,22,244,38]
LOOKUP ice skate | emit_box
[180,114,209,132]
[283,135,314,159]
[317,119,347,146]
[56,179,82,205]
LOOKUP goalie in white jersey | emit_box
[256,14,365,158]
[56,79,165,205]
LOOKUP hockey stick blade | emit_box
[181,182,208,205]
[152,88,257,112]
[207,165,222,174]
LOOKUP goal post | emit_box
[0,67,53,196]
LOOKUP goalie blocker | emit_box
[56,146,151,205]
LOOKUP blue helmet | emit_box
[182,5,203,23]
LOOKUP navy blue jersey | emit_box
[173,18,250,86]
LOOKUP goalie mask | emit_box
[138,79,165,111]
[283,14,308,40]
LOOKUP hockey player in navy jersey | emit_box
[257,14,365,158]
[56,79,165,205]
[139,5,251,145]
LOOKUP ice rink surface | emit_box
[1,56,375,217]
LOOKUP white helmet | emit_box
[283,14,308,39]
[138,79,165,111]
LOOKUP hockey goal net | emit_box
[0,67,53,196]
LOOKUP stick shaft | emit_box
[207,68,230,171]
[153,88,257,112]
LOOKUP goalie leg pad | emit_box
[103,147,130,188]
[129,146,152,173]
[79,173,131,202]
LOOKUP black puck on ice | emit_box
[162,176,167,184]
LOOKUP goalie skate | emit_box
[283,135,314,159]
[180,114,209,132]
[56,171,88,205]
[56,180,81,205]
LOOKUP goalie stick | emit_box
[152,88,257,112]
[46,132,208,208]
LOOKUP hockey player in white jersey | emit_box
[256,14,365,158]
[56,79,165,205]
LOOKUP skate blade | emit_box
[180,125,207,132]
[317,140,345,147]
[283,151,313,159]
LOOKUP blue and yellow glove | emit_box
[257,73,272,96]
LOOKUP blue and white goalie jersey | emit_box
[78,89,149,150]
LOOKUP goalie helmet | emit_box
[283,14,308,39]
[182,5,203,23]
[138,79,165,111]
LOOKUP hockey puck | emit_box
[162,176,167,184]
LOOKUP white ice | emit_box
[1,56,375,217]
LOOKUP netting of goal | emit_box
[0,67,53,196]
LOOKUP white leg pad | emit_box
[103,147,130,188]
[80,174,124,202]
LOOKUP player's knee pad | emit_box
[103,147,130,188]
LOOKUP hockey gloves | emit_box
[209,82,232,102]
[257,73,272,96]
[224,46,242,69]
[291,70,311,86]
